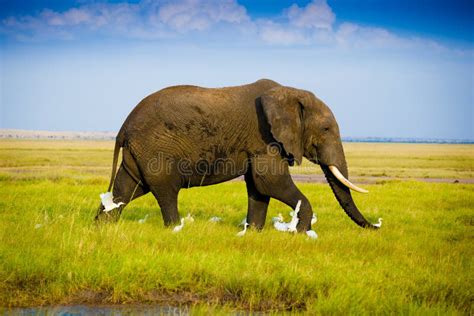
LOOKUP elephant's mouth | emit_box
[305,144,319,164]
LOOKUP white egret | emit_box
[373,218,383,228]
[172,218,185,233]
[273,221,289,232]
[306,230,318,239]
[138,214,149,224]
[287,200,301,232]
[272,213,284,223]
[100,192,124,212]
[185,213,195,223]
[236,223,249,237]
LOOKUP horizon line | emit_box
[1,129,473,144]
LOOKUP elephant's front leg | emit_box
[250,157,313,232]
[245,172,270,230]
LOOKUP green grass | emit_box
[0,140,473,314]
[292,142,474,179]
[1,140,473,181]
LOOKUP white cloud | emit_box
[0,0,249,40]
[286,0,335,30]
[258,20,307,45]
[254,1,457,54]
[0,0,466,56]
[157,0,248,32]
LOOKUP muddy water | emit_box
[6,305,189,315]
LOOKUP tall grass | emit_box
[0,140,473,313]
[1,180,472,313]
[1,140,473,180]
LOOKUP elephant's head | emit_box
[261,86,380,228]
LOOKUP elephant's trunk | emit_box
[321,164,379,229]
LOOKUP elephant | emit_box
[95,79,380,232]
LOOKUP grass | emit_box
[0,140,473,314]
[1,140,473,181]
[293,142,474,179]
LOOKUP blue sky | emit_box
[1,0,473,139]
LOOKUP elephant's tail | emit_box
[107,126,125,192]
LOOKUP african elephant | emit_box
[95,79,380,232]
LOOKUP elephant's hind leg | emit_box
[245,171,270,230]
[149,184,181,226]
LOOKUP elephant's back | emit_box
[122,81,274,135]
[132,79,280,116]
[119,80,279,161]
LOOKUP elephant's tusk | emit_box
[328,166,369,194]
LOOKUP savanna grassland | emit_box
[0,140,473,314]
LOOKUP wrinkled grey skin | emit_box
[96,79,378,231]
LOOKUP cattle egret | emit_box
[100,192,124,212]
[173,218,185,233]
[273,221,289,232]
[209,216,222,222]
[272,213,284,223]
[287,200,301,232]
[373,218,383,228]
[236,223,249,237]
[185,213,195,222]
[138,214,149,224]
[306,230,318,239]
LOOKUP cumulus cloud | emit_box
[254,0,453,53]
[156,0,248,32]
[286,0,335,30]
[1,0,249,41]
[0,0,461,55]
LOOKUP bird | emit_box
[209,216,222,222]
[373,218,383,228]
[100,192,124,212]
[172,218,185,233]
[185,213,194,223]
[311,213,317,225]
[272,213,284,223]
[138,214,149,224]
[236,223,249,237]
[306,230,318,239]
[287,200,301,232]
[273,221,289,232]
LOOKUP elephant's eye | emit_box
[323,127,330,132]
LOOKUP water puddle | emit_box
[5,305,189,315]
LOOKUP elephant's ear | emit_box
[261,87,304,165]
